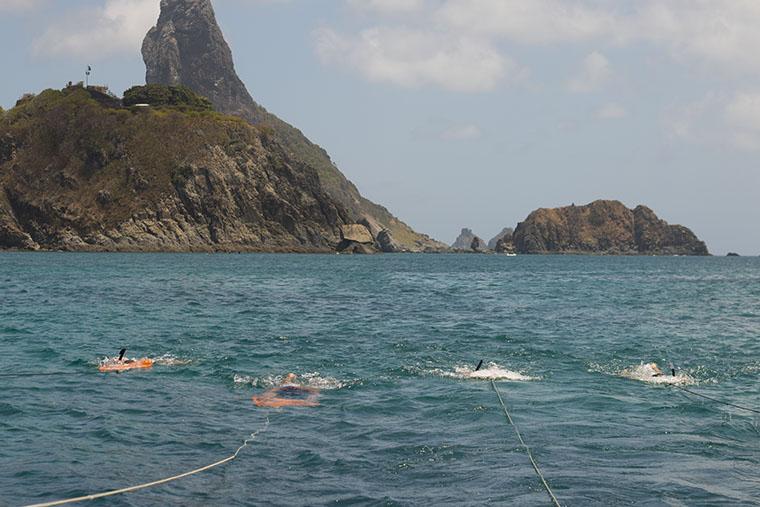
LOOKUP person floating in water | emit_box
[648,362,664,377]
[98,349,154,373]
[116,348,135,364]
[647,362,677,377]
[252,373,320,408]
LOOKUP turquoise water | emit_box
[1,253,758,506]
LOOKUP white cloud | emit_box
[567,51,611,93]
[664,91,760,151]
[317,1,760,93]
[596,103,627,120]
[437,0,615,45]
[627,1,760,76]
[314,26,513,92]
[32,0,159,59]
[440,124,482,140]
[347,0,426,14]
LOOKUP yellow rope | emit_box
[23,418,269,507]
[491,380,561,507]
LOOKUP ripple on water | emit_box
[403,363,536,381]
[589,361,698,385]
[233,372,353,390]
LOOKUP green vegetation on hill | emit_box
[0,85,346,251]
[2,86,236,227]
[123,84,213,111]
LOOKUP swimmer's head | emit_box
[283,373,298,384]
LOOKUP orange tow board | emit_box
[252,385,320,408]
[99,358,154,373]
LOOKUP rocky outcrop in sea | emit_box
[452,228,486,250]
[488,227,514,250]
[512,200,709,255]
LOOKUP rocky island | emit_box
[512,200,709,255]
[0,0,444,253]
[451,228,486,251]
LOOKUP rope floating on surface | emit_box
[22,417,269,507]
[671,385,760,415]
[491,380,561,507]
[0,372,85,378]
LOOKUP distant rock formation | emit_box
[142,0,444,252]
[512,200,709,255]
[494,237,516,254]
[488,227,514,250]
[452,228,486,250]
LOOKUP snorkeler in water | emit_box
[116,348,135,364]
[252,373,320,408]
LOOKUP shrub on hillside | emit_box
[123,84,213,111]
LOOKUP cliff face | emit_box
[0,87,348,252]
[143,0,444,251]
[488,227,513,250]
[451,228,482,250]
[512,200,709,255]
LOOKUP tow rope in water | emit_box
[21,417,270,507]
[671,385,760,415]
[0,372,85,378]
[491,380,561,507]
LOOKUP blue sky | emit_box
[1,0,759,254]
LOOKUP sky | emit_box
[1,0,759,254]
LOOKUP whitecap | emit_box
[152,354,192,366]
[620,362,695,385]
[234,372,351,390]
[438,363,536,381]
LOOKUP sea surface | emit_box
[1,253,758,506]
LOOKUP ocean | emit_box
[1,253,758,506]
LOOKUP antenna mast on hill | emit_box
[85,65,92,87]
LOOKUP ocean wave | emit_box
[426,363,536,381]
[233,372,351,390]
[152,354,192,366]
[97,353,191,367]
[590,361,697,385]
[620,363,695,385]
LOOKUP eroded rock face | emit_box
[0,87,348,252]
[470,236,485,252]
[377,229,403,253]
[495,237,515,254]
[452,228,486,250]
[488,227,513,250]
[340,224,374,244]
[142,0,446,252]
[143,0,256,119]
[337,224,376,253]
[512,200,708,255]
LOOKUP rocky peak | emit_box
[141,0,446,252]
[143,0,256,119]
